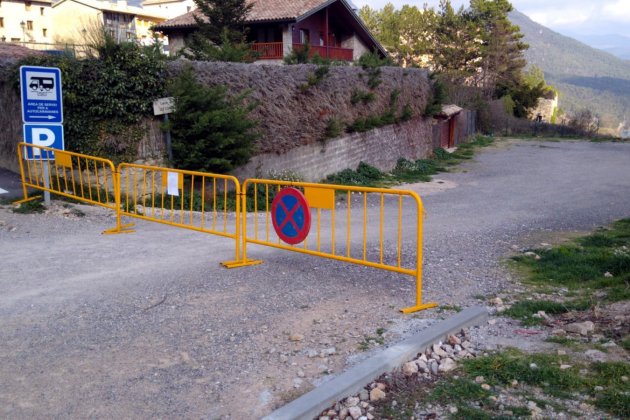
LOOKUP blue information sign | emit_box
[20,66,63,124]
[23,124,64,160]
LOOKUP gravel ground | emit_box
[1,138,630,419]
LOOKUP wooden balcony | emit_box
[250,42,354,61]
[305,44,354,61]
[251,42,284,59]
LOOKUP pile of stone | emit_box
[317,330,477,420]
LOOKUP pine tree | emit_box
[432,0,479,84]
[183,0,254,62]
[167,67,258,173]
[467,0,528,97]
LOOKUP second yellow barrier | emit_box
[238,179,437,314]
[112,163,249,266]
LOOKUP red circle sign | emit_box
[271,187,311,245]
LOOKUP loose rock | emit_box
[564,321,595,336]
[402,362,419,377]
[369,388,386,402]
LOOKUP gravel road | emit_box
[1,139,629,419]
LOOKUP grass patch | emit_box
[437,304,462,313]
[324,135,494,187]
[591,362,630,417]
[373,348,628,419]
[13,199,46,214]
[358,328,386,351]
[503,299,591,325]
[511,219,630,301]
[545,336,579,346]
[462,349,582,397]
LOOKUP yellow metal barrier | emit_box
[239,179,437,313]
[16,142,119,212]
[15,144,435,312]
[113,163,251,266]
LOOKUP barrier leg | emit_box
[222,191,263,268]
[400,211,437,313]
[400,271,438,314]
[103,171,135,235]
[12,146,41,205]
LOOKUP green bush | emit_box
[324,162,385,186]
[350,89,376,105]
[323,117,344,140]
[424,75,447,117]
[16,34,166,161]
[167,67,258,173]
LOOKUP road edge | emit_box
[263,306,488,420]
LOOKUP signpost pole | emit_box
[43,161,51,205]
[164,113,173,162]
[153,97,175,164]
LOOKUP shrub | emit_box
[16,32,166,161]
[167,67,258,173]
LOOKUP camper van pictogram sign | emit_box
[20,66,63,124]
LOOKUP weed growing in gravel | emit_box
[463,349,582,397]
[13,199,45,214]
[503,299,591,325]
[512,218,630,302]
[358,328,386,351]
[372,348,629,419]
[544,336,580,346]
[437,304,462,313]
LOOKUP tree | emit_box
[467,0,528,97]
[432,0,479,84]
[183,0,255,62]
[167,67,258,173]
[359,3,435,68]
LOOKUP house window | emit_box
[25,1,31,11]
[11,37,20,41]
[40,7,44,15]
[0,17,3,28]
[299,28,309,44]
[42,28,47,37]
[26,20,33,30]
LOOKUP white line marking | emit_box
[0,188,8,194]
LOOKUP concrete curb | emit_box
[263,306,488,420]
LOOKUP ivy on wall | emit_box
[12,39,166,162]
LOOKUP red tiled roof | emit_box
[156,0,332,29]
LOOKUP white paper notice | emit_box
[0,188,7,194]
[167,172,180,196]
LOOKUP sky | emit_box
[350,0,630,39]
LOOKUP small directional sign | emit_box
[20,66,63,124]
[23,124,64,160]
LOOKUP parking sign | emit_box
[23,124,65,160]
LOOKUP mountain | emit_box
[509,10,630,130]
[570,33,630,61]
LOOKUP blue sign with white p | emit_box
[20,66,63,124]
[23,124,65,160]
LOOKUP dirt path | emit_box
[1,139,630,419]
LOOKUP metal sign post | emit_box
[20,65,64,206]
[153,97,175,162]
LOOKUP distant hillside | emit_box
[571,33,630,61]
[509,10,630,129]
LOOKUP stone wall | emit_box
[233,115,433,182]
